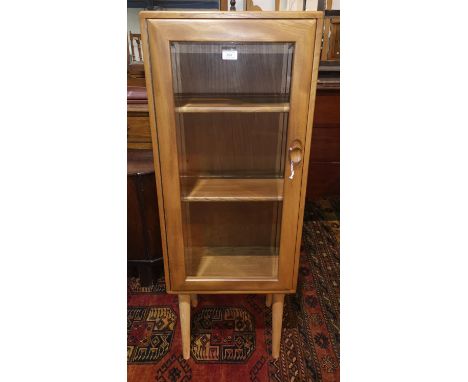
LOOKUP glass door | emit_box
[145,18,317,291]
[172,42,293,280]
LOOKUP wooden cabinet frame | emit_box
[140,11,323,358]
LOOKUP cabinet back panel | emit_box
[177,113,288,177]
[184,201,282,248]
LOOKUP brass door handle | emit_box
[288,140,303,180]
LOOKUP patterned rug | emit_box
[128,198,340,381]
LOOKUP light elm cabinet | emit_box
[140,11,323,359]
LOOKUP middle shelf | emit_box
[174,95,290,113]
[180,178,284,202]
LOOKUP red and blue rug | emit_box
[128,198,340,381]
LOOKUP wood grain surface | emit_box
[140,12,324,295]
[181,178,284,201]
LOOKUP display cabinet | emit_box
[140,11,323,359]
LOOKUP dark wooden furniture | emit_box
[321,9,340,63]
[307,86,339,199]
[128,101,152,150]
[127,63,146,87]
[127,150,163,286]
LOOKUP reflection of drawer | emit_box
[307,88,340,200]
[313,91,340,127]
[306,162,340,199]
[127,115,152,149]
[310,127,340,162]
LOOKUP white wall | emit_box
[128,8,143,34]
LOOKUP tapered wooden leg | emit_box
[178,294,191,359]
[190,294,198,308]
[271,293,285,359]
[265,294,272,307]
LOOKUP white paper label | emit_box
[222,49,238,60]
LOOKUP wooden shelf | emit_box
[174,96,290,113]
[181,178,284,202]
[186,246,278,279]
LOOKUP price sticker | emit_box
[222,49,238,60]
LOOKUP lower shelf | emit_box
[181,178,284,201]
[185,246,279,279]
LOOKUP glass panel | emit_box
[183,202,282,279]
[176,113,289,178]
[171,42,294,96]
[171,42,294,279]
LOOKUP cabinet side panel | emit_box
[291,17,324,290]
[139,15,172,290]
[147,20,189,290]
[276,20,316,290]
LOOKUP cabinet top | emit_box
[139,11,323,20]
